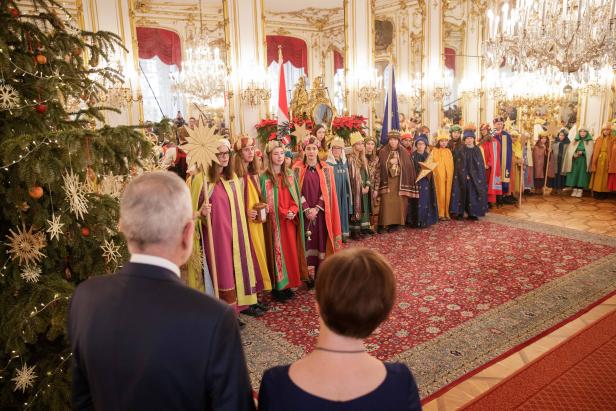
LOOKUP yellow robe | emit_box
[245,176,272,291]
[589,135,614,193]
[431,147,454,219]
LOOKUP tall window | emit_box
[136,27,184,122]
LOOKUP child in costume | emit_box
[447,125,463,152]
[293,136,342,284]
[326,137,353,242]
[365,137,381,228]
[376,130,418,232]
[532,131,551,192]
[479,123,502,207]
[432,129,454,220]
[450,125,488,220]
[589,123,614,199]
[551,129,571,193]
[564,128,594,198]
[260,140,307,301]
[347,132,374,239]
[406,134,438,228]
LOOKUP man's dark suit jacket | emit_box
[68,262,256,411]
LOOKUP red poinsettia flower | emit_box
[268,132,278,141]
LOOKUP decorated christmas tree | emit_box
[0,1,150,408]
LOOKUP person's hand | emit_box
[286,210,295,220]
[265,204,270,213]
[576,150,583,157]
[362,186,370,194]
[306,208,318,221]
[247,209,258,220]
[200,204,212,217]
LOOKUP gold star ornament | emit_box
[5,225,46,266]
[181,119,222,172]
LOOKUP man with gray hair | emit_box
[68,171,255,411]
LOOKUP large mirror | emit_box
[264,1,345,128]
[443,5,465,126]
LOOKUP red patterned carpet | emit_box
[241,215,616,398]
[461,310,616,411]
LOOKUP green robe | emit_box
[566,139,591,188]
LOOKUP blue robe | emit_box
[327,158,353,241]
[450,145,488,218]
[406,151,438,228]
[551,137,571,189]
[495,131,512,193]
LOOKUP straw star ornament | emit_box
[5,225,46,266]
[181,119,222,172]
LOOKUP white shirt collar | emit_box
[129,253,180,278]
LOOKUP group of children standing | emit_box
[174,117,615,325]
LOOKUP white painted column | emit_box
[423,0,443,132]
[81,0,142,126]
[345,0,374,122]
[462,4,481,126]
[396,5,412,118]
[225,0,266,137]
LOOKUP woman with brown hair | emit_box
[260,140,307,301]
[258,248,421,410]
[187,139,257,325]
[233,136,271,315]
[292,136,342,284]
[347,132,374,239]
[312,123,330,161]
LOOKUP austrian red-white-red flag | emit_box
[277,57,289,125]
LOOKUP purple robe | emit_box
[301,166,327,276]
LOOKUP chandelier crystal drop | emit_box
[172,0,226,105]
[483,0,616,78]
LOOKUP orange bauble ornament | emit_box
[81,227,90,237]
[35,54,47,64]
[28,186,44,199]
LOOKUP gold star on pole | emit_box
[12,363,37,393]
[5,225,46,266]
[100,239,121,265]
[46,214,64,241]
[181,118,222,172]
[416,155,438,183]
[292,123,310,146]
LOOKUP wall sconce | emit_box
[240,81,271,106]
[236,65,271,107]
[351,68,382,103]
[430,69,453,103]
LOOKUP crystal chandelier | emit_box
[483,0,616,77]
[172,0,226,105]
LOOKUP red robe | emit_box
[276,175,302,288]
[293,161,343,256]
[481,139,503,203]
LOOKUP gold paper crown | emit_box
[330,137,346,148]
[349,131,364,147]
[436,129,450,141]
[388,129,401,139]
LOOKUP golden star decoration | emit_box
[100,239,121,265]
[181,119,221,172]
[12,363,37,392]
[20,265,42,283]
[63,170,89,221]
[292,123,310,144]
[46,214,64,241]
[5,225,46,266]
[416,155,438,183]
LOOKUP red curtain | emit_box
[266,35,308,73]
[444,47,456,74]
[136,27,182,69]
[333,49,344,73]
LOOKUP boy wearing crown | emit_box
[377,130,418,232]
[493,116,514,205]
[450,125,488,220]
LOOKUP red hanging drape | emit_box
[444,47,456,74]
[266,35,308,73]
[333,49,344,73]
[136,27,182,69]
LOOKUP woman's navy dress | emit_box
[258,362,422,411]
